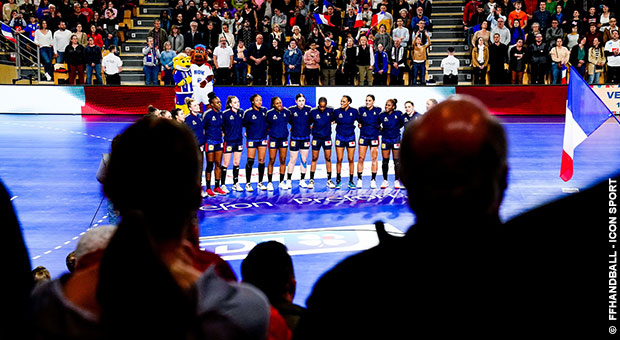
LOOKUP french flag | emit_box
[560,67,613,181]
[354,6,364,28]
[371,11,386,28]
[323,0,334,13]
[314,13,335,27]
[1,22,16,43]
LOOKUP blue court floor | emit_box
[1,114,619,307]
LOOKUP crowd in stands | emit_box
[3,0,131,82]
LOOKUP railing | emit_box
[1,25,41,83]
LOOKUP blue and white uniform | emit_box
[190,63,214,106]
[310,106,334,150]
[173,69,193,106]
[379,110,404,150]
[357,106,382,147]
[266,107,291,149]
[333,106,359,148]
[242,107,269,148]
[185,113,206,150]
[400,111,421,127]
[288,105,312,151]
[222,108,244,153]
[203,108,224,152]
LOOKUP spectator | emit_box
[441,46,460,85]
[35,19,54,81]
[104,1,118,24]
[160,41,177,85]
[20,0,36,21]
[306,26,324,49]
[567,9,582,34]
[32,266,51,287]
[372,43,388,85]
[508,1,527,28]
[247,33,270,85]
[374,24,392,51]
[271,8,287,35]
[411,6,430,32]
[24,15,39,41]
[168,25,185,54]
[600,4,613,31]
[341,37,357,85]
[85,36,103,85]
[549,37,569,84]
[74,23,88,46]
[213,36,234,85]
[69,3,88,32]
[486,5,506,30]
[102,44,122,84]
[36,0,51,21]
[472,36,489,84]
[564,24,580,50]
[291,25,305,50]
[532,1,551,33]
[551,5,567,29]
[605,29,620,83]
[583,6,598,29]
[53,21,72,63]
[471,20,490,46]
[271,24,284,48]
[413,0,433,18]
[9,11,26,33]
[80,1,94,23]
[237,20,255,50]
[148,18,168,50]
[342,6,358,39]
[65,34,86,84]
[491,17,511,46]
[488,33,508,84]
[410,30,431,85]
[525,22,542,45]
[171,0,185,22]
[143,36,161,85]
[484,0,497,16]
[509,38,527,84]
[603,17,618,43]
[3,0,18,24]
[510,19,525,46]
[389,37,407,85]
[219,23,235,49]
[283,39,302,85]
[268,38,284,85]
[88,24,104,48]
[588,37,605,84]
[464,0,483,33]
[233,40,248,85]
[585,23,603,48]
[545,18,563,46]
[242,241,305,333]
[184,21,203,49]
[303,42,320,85]
[569,35,588,77]
[528,32,549,84]
[293,96,509,339]
[319,37,337,85]
[203,21,219,50]
[391,18,409,48]
[356,35,374,86]
[103,22,119,50]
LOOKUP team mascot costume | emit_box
[190,44,214,111]
[172,53,193,114]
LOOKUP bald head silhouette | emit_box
[400,95,508,223]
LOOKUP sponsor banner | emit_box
[198,190,409,216]
[455,86,568,115]
[0,85,85,114]
[199,224,405,260]
[591,85,620,115]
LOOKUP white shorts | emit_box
[192,84,213,104]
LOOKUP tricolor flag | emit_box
[1,22,16,43]
[560,66,614,181]
[561,64,567,84]
[354,6,364,28]
[371,11,386,27]
[313,13,335,27]
[323,0,334,13]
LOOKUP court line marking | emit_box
[10,196,17,201]
[0,121,114,142]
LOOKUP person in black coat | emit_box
[268,38,284,85]
[184,21,204,49]
[65,34,86,84]
[488,33,509,84]
[569,35,588,77]
[84,36,103,84]
[246,34,270,85]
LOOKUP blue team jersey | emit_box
[173,70,193,93]
[222,108,244,142]
[242,107,268,141]
[288,105,312,139]
[203,109,224,142]
[334,107,359,138]
[24,23,39,40]
[266,108,291,139]
[185,113,206,145]
[401,111,421,127]
[309,107,334,139]
[379,110,404,140]
[357,106,382,139]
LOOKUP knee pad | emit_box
[247,158,255,168]
[206,161,214,173]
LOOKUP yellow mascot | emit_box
[172,53,193,114]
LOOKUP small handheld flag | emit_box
[313,13,335,27]
[560,66,614,181]
[1,22,16,43]
[354,6,364,28]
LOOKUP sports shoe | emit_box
[233,183,244,192]
[307,179,315,189]
[266,182,274,191]
[205,188,216,197]
[327,179,336,189]
[257,182,267,190]
[300,179,308,188]
[335,180,342,189]
[348,181,356,189]
[356,179,363,189]
[278,181,287,190]
[370,179,377,189]
[245,183,254,192]
[381,180,389,189]
[44,72,51,81]
[214,187,227,195]
[220,185,229,194]
[201,189,208,198]
[394,180,401,189]
[286,179,292,189]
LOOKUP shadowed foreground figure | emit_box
[293,95,510,339]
